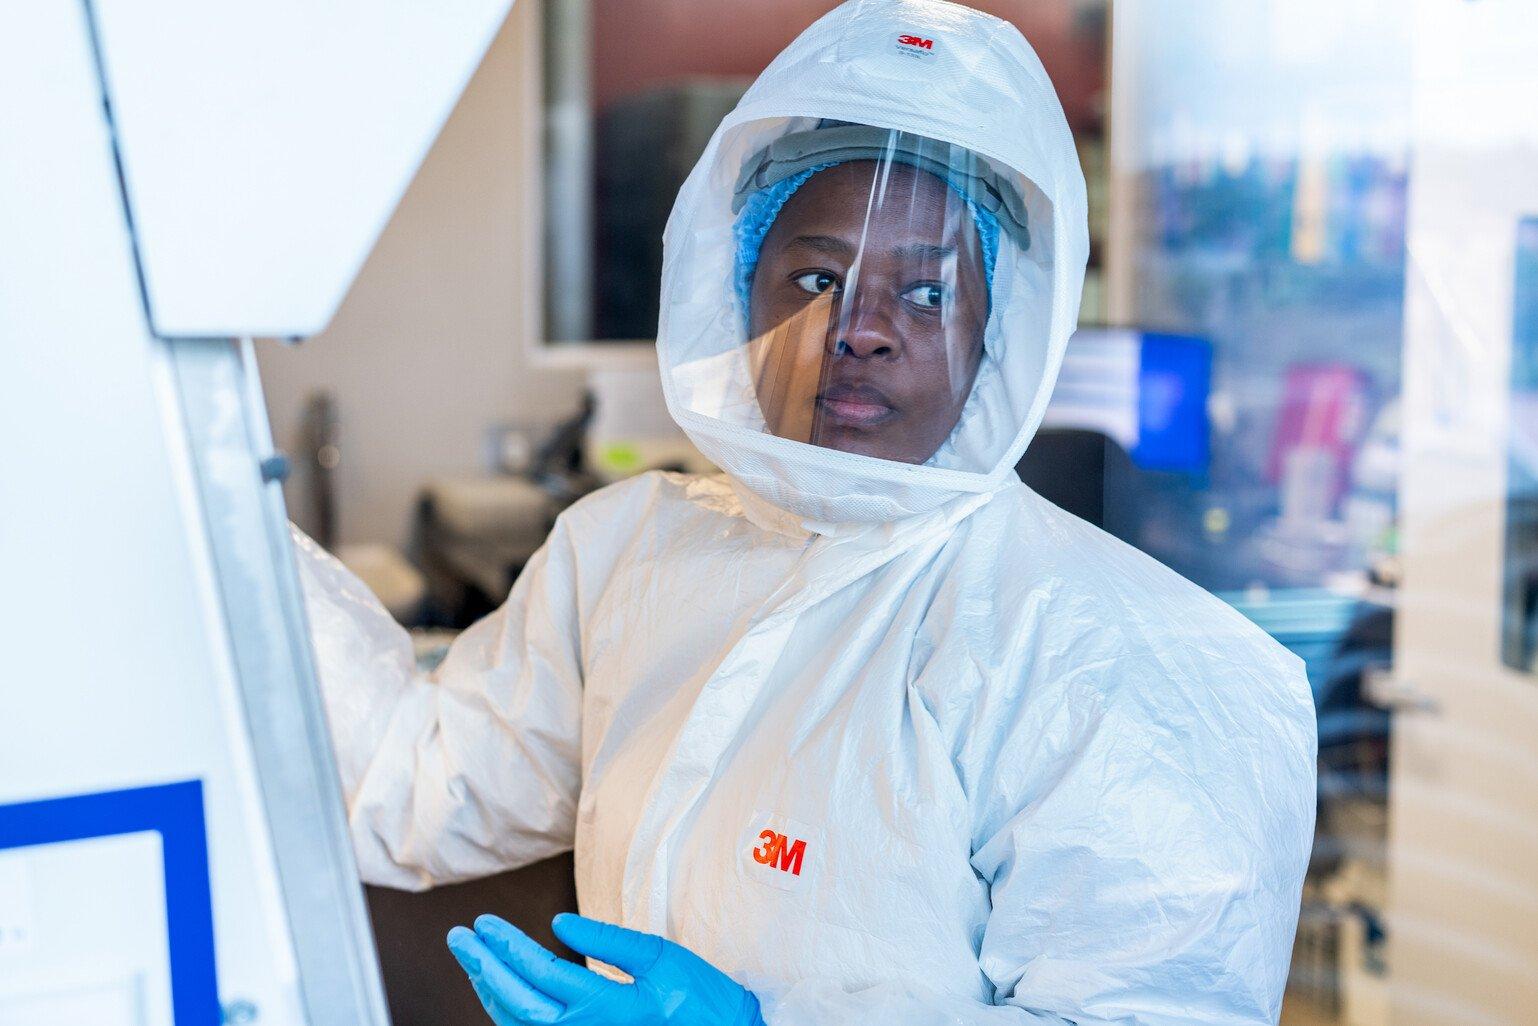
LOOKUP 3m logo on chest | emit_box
[742,811,818,890]
[751,828,807,876]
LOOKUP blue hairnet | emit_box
[733,161,1001,320]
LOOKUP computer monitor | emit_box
[1041,327,1212,473]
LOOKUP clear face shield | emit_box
[668,121,1032,469]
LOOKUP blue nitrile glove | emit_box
[446,913,766,1026]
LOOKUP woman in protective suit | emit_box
[295,1,1317,1023]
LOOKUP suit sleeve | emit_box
[291,523,584,891]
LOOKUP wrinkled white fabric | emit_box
[295,2,1317,1024]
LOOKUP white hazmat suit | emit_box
[295,2,1318,1023]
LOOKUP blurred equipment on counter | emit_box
[530,389,602,500]
[337,542,428,625]
[415,475,556,626]
[415,382,707,627]
[585,366,712,482]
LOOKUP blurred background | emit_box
[255,2,1538,1024]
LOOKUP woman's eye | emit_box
[901,283,947,309]
[793,271,841,296]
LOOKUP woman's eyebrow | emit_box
[783,236,956,264]
[891,242,956,262]
[785,234,855,259]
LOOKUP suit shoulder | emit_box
[987,486,1288,644]
[553,470,708,530]
[950,486,1310,718]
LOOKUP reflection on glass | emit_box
[1118,0,1538,1020]
[1111,4,1413,1022]
[1123,151,1407,593]
[749,292,834,445]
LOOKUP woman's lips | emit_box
[817,384,895,427]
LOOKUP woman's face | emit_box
[747,161,989,465]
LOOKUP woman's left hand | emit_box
[447,912,766,1026]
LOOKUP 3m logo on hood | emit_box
[895,33,936,58]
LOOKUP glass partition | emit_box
[1110,3,1538,1023]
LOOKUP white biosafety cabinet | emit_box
[0,1,514,1022]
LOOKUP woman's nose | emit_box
[828,290,899,359]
